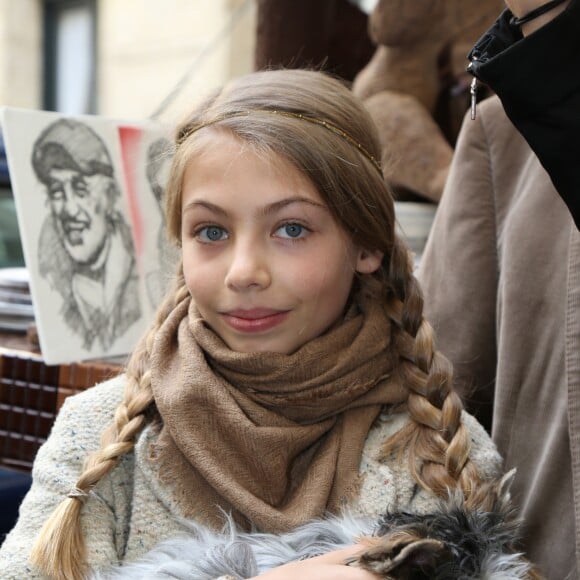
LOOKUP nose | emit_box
[62,182,82,217]
[224,239,271,291]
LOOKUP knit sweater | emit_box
[0,376,502,579]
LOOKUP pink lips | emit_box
[222,308,290,333]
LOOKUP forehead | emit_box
[182,130,324,206]
[47,167,84,180]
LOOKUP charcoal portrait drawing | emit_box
[32,118,141,351]
[144,136,179,307]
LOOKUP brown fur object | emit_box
[353,0,503,201]
[350,472,543,579]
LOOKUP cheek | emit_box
[90,196,108,216]
[182,255,219,303]
[285,255,355,302]
[74,200,95,221]
[52,210,64,227]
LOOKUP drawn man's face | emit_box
[46,168,113,265]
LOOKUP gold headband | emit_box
[178,109,383,175]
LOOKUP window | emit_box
[43,0,97,114]
[0,134,24,268]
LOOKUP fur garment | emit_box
[96,475,541,580]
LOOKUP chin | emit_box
[63,239,96,262]
[220,331,302,355]
[66,249,92,264]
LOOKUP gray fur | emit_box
[94,498,538,580]
[94,513,374,579]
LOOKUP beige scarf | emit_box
[149,286,406,532]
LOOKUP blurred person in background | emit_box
[419,0,580,577]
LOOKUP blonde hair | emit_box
[31,69,478,578]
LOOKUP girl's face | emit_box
[180,131,382,354]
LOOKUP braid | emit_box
[30,270,189,580]
[381,239,480,499]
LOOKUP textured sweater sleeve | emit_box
[0,376,132,579]
[417,109,499,433]
[356,409,502,520]
[402,410,502,514]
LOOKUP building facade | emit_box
[0,0,256,122]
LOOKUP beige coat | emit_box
[419,95,580,579]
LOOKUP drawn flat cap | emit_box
[32,118,114,184]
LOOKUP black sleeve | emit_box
[468,0,580,228]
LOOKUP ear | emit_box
[355,248,383,274]
[357,537,447,577]
[385,539,447,576]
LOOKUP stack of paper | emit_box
[0,267,34,333]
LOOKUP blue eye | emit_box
[276,223,307,239]
[197,226,228,242]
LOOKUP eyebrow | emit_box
[182,196,328,216]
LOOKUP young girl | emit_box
[0,69,501,580]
